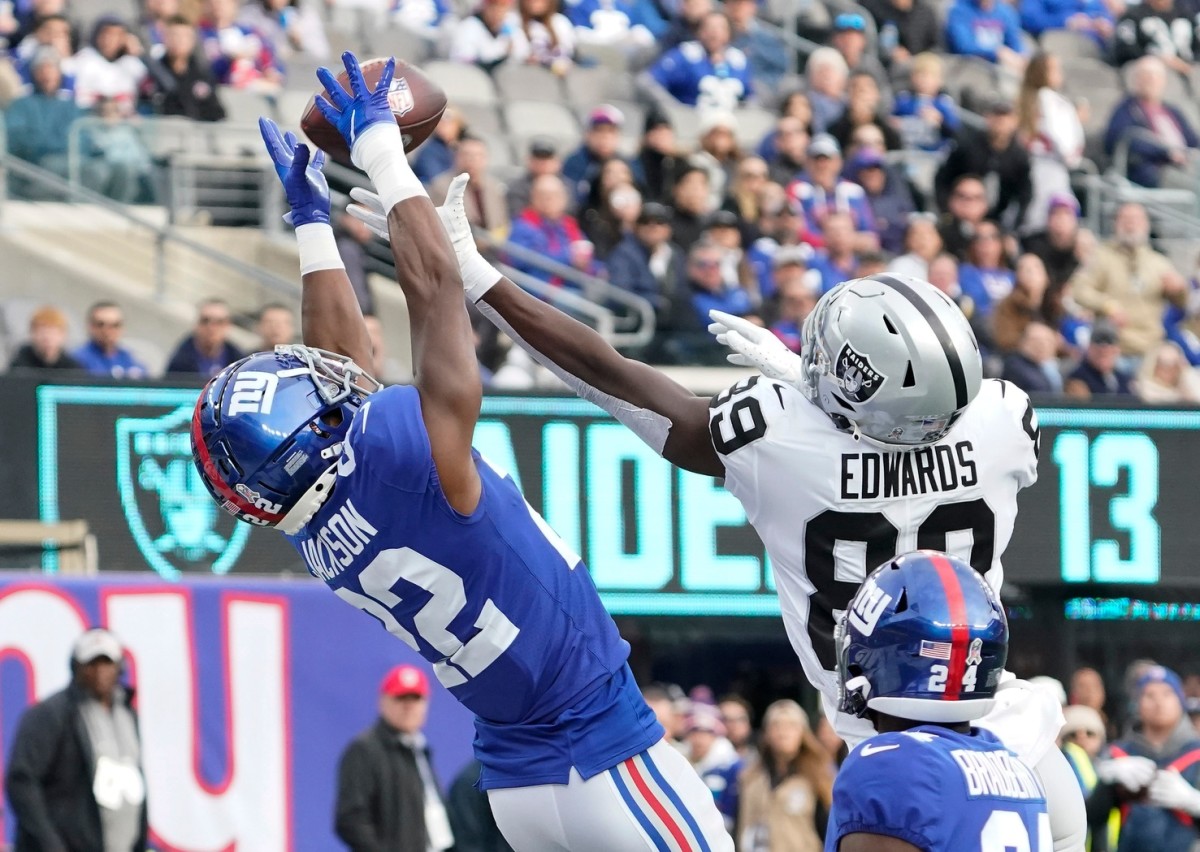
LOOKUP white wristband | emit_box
[462,253,502,302]
[351,123,426,214]
[296,223,344,275]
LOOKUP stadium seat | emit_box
[275,91,316,133]
[1060,58,1121,98]
[1074,86,1124,135]
[424,61,499,107]
[503,101,582,156]
[732,106,777,151]
[664,102,701,148]
[494,64,566,104]
[942,57,997,112]
[564,66,636,111]
[219,88,274,126]
[457,103,506,139]
[386,25,436,64]
[1040,29,1103,61]
[574,43,631,72]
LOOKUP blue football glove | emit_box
[314,52,396,155]
[259,116,330,227]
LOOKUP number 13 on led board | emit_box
[1052,431,1160,584]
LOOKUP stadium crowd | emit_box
[12,624,1200,851]
[2,0,1200,388]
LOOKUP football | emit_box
[299,57,447,167]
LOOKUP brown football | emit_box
[299,57,447,167]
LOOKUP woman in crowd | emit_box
[737,700,833,852]
[1018,53,1084,233]
[1136,341,1200,404]
[518,0,575,74]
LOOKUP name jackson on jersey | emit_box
[840,441,978,500]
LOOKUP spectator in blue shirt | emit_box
[891,51,960,152]
[725,0,789,90]
[958,220,1015,320]
[1019,0,1113,41]
[73,302,148,379]
[562,104,627,205]
[648,11,752,110]
[1065,321,1134,398]
[945,0,1028,74]
[565,0,666,52]
[808,211,862,291]
[687,240,756,325]
[787,133,876,247]
[165,299,244,377]
[1104,56,1200,189]
[847,148,915,255]
[768,251,821,352]
[508,174,596,285]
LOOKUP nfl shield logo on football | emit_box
[835,343,886,403]
[388,77,415,117]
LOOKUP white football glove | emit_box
[347,173,500,302]
[707,309,804,387]
[1095,755,1158,790]
[1148,769,1200,815]
[346,185,389,240]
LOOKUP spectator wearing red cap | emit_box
[334,664,455,852]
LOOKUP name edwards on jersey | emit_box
[840,441,978,501]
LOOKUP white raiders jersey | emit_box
[708,375,1040,743]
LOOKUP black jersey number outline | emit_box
[805,499,996,670]
[709,376,770,455]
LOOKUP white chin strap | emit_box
[275,465,338,535]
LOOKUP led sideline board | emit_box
[33,383,1200,613]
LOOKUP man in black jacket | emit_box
[935,97,1033,232]
[6,629,148,852]
[142,16,226,121]
[335,665,454,852]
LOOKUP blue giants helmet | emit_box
[191,345,381,534]
[837,550,1008,724]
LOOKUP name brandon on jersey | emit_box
[951,748,1044,801]
[840,441,978,500]
[300,500,379,581]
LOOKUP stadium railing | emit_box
[312,157,659,350]
[0,151,301,313]
[1085,127,1200,239]
[0,519,96,574]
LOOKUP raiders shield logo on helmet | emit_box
[835,343,886,403]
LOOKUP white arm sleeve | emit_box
[475,301,674,454]
[1035,746,1088,852]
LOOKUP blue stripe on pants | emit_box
[641,749,711,852]
[609,763,672,852]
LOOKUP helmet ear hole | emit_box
[832,394,855,411]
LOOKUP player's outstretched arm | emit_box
[348,178,723,477]
[316,53,481,511]
[259,117,372,370]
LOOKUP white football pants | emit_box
[487,739,734,852]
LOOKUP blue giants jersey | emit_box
[286,385,662,789]
[826,726,1050,851]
